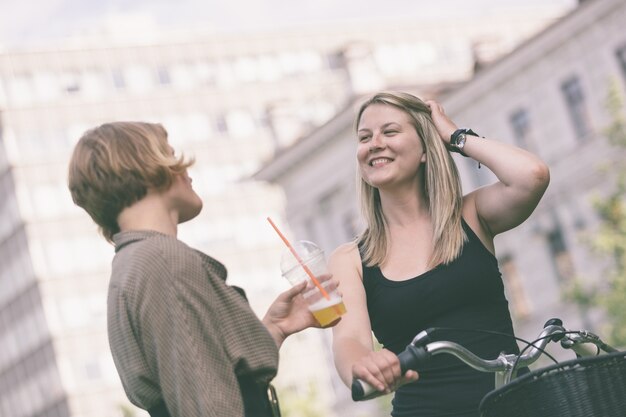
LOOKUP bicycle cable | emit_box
[511,330,595,376]
[421,327,560,372]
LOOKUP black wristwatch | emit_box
[450,128,479,156]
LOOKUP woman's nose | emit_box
[369,132,385,152]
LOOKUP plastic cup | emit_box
[280,241,346,327]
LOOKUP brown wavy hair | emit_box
[68,122,194,243]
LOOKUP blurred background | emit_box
[1,0,626,416]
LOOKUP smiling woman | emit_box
[355,93,465,269]
[357,104,427,192]
[329,91,550,417]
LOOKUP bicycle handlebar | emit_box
[351,318,616,401]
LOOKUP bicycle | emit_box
[351,318,626,416]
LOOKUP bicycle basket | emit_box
[479,350,626,417]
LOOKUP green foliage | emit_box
[594,80,626,346]
[372,336,395,415]
[279,382,332,417]
[589,186,626,345]
[568,79,626,347]
[118,403,137,417]
[604,79,626,147]
[374,391,394,416]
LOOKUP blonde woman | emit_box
[330,92,549,416]
[68,122,338,417]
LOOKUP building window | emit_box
[111,68,125,90]
[257,55,281,82]
[226,109,255,138]
[278,52,300,77]
[499,255,531,320]
[84,359,103,380]
[214,114,229,136]
[216,60,236,87]
[327,50,346,70]
[547,225,575,284]
[561,75,592,140]
[616,44,626,86]
[170,63,194,89]
[195,61,216,86]
[81,69,106,98]
[32,71,60,102]
[156,66,171,85]
[233,56,258,82]
[509,108,532,149]
[126,65,152,93]
[7,73,34,106]
[61,71,81,94]
[186,112,211,142]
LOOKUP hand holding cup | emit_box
[280,240,346,328]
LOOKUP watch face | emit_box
[457,132,466,147]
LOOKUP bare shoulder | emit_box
[328,241,363,282]
[329,241,360,264]
[461,192,480,228]
[331,240,359,256]
[462,192,496,253]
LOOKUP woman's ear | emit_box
[421,151,426,163]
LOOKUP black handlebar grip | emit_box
[398,344,429,373]
[544,318,565,342]
[352,344,430,401]
[544,318,563,327]
[351,379,367,401]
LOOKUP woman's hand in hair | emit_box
[425,99,457,146]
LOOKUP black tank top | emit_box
[361,220,520,417]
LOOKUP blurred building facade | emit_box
[0,5,574,417]
[256,0,626,371]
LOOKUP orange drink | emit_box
[310,297,347,327]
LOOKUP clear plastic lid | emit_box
[280,240,322,274]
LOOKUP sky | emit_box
[1,0,577,49]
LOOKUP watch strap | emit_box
[450,128,479,156]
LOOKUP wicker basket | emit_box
[479,350,626,417]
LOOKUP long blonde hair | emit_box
[356,92,466,268]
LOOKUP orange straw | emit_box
[267,217,331,300]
